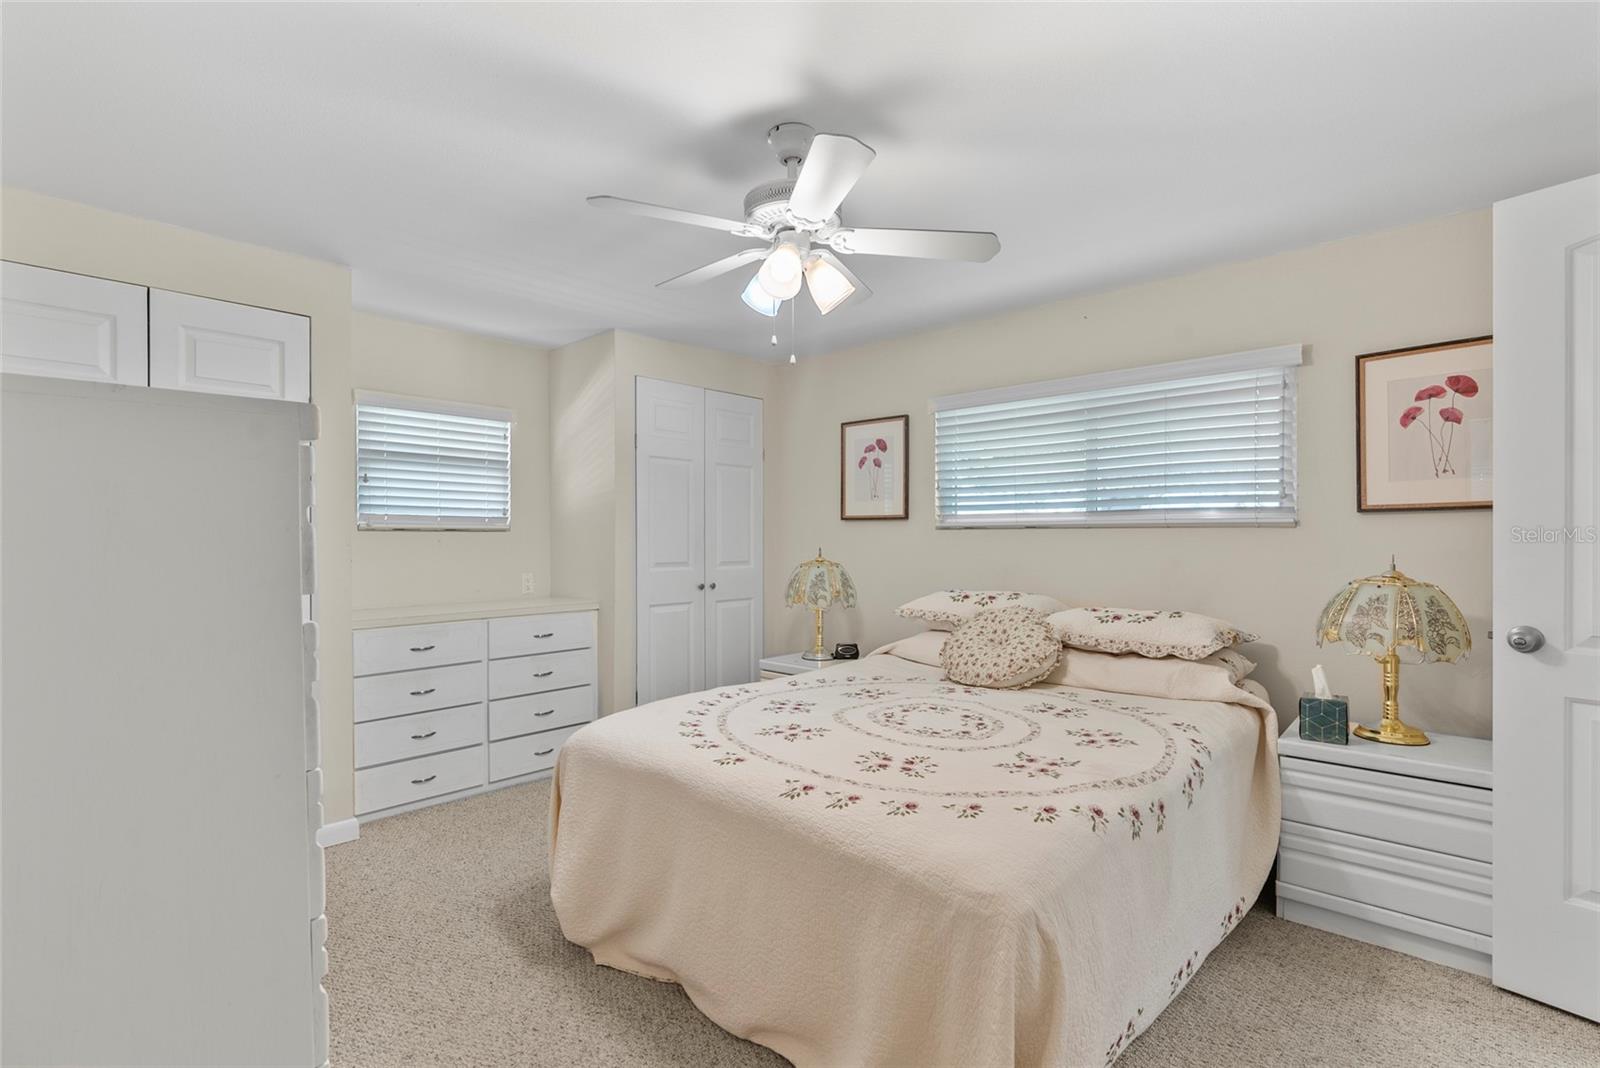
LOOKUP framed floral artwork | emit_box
[1357,336,1492,511]
[841,415,908,520]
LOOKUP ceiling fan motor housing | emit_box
[744,179,841,234]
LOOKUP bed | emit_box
[549,642,1280,1067]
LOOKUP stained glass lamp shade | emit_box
[1314,562,1471,746]
[785,549,857,661]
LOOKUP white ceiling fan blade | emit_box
[787,134,876,227]
[809,250,872,313]
[828,227,1001,263]
[588,195,763,237]
[657,248,770,289]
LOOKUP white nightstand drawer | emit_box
[1281,756,1492,862]
[354,620,485,675]
[489,723,585,781]
[489,612,595,658]
[490,687,595,741]
[356,703,486,769]
[489,648,597,700]
[356,745,486,815]
[1279,821,1492,936]
[354,661,486,723]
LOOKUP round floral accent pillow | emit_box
[940,605,1062,689]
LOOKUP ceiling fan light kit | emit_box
[587,120,1001,331]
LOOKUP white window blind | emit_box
[933,345,1300,529]
[356,393,512,530]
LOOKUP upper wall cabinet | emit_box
[1,261,149,385]
[149,290,310,403]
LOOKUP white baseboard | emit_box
[316,817,360,848]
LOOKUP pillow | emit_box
[869,629,948,668]
[940,606,1062,689]
[1047,607,1258,661]
[1044,647,1258,700]
[897,590,1068,631]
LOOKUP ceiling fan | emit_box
[588,122,1001,318]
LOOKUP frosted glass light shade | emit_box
[804,254,856,315]
[757,243,804,299]
[741,273,781,317]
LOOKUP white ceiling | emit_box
[3,3,1596,359]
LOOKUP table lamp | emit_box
[1314,559,1471,746]
[785,549,857,661]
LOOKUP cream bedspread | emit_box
[549,653,1280,1067]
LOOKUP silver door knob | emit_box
[709,582,717,590]
[697,583,706,590]
[1506,625,1545,653]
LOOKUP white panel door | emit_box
[636,377,706,704]
[1,261,148,385]
[1492,172,1600,1022]
[149,289,310,402]
[704,389,763,688]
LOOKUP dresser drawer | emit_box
[356,703,485,769]
[354,661,485,723]
[489,648,596,700]
[1278,820,1491,936]
[489,723,585,782]
[490,686,595,741]
[354,620,485,676]
[356,745,486,815]
[489,612,595,658]
[1281,756,1492,862]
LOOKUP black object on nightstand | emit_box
[833,643,859,660]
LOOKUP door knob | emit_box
[1506,625,1546,653]
[697,583,706,590]
[709,582,717,590]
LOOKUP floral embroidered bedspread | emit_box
[549,654,1280,1068]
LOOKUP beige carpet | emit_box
[326,781,1599,1067]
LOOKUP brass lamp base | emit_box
[1352,651,1430,746]
[802,607,833,661]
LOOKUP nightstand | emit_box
[1275,719,1493,976]
[759,653,832,680]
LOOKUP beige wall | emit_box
[766,211,1494,738]
[351,312,551,609]
[548,330,778,714]
[2,187,361,819]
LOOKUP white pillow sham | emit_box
[897,590,1068,631]
[1047,607,1258,661]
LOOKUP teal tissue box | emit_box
[1299,694,1349,744]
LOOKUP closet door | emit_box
[636,378,706,704]
[1,261,148,385]
[704,390,763,688]
[149,289,310,402]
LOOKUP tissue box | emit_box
[1298,694,1350,744]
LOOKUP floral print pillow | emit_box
[897,590,1068,632]
[1047,607,1259,661]
[940,606,1063,689]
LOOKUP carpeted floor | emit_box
[326,780,1600,1067]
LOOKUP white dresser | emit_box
[1275,721,1493,976]
[352,600,599,819]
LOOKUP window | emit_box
[933,345,1300,528]
[356,393,512,530]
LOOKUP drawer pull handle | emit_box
[409,645,435,653]
[410,730,437,740]
[411,774,437,785]
[535,709,555,717]
[533,670,554,678]
[534,747,555,756]
[534,632,555,639]
[409,688,436,696]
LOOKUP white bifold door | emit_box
[636,377,763,705]
[1492,172,1600,1022]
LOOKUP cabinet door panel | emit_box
[2,262,148,385]
[149,289,310,402]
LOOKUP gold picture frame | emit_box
[1356,336,1492,512]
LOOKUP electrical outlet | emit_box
[521,572,536,596]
